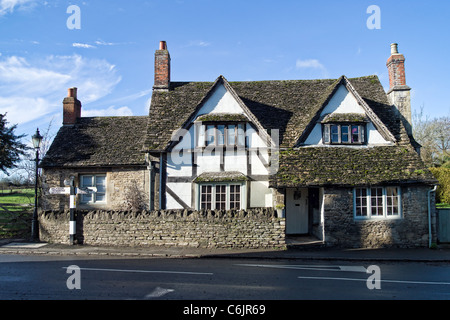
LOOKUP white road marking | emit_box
[62,267,213,276]
[298,276,450,286]
[145,287,175,298]
[236,264,367,273]
[338,266,367,273]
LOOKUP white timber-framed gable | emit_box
[301,76,396,147]
[164,76,275,210]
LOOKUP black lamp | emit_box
[31,128,43,241]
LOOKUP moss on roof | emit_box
[269,145,437,188]
[145,75,402,151]
[41,116,148,168]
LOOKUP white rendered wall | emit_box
[303,84,390,145]
[166,182,191,210]
[250,181,273,207]
[165,82,272,209]
[194,83,244,117]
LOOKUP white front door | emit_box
[286,188,308,235]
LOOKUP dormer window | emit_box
[324,123,365,144]
[200,123,245,147]
[195,113,247,148]
[321,113,367,145]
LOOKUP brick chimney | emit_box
[386,43,412,134]
[153,41,171,91]
[63,87,82,125]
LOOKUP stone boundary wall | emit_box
[38,208,286,249]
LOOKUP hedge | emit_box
[429,167,450,204]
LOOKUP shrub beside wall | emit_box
[38,208,286,249]
[429,167,450,204]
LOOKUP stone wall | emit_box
[41,166,149,211]
[38,208,286,249]
[323,186,435,248]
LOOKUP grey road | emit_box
[1,254,449,302]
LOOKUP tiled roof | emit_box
[42,74,435,187]
[41,116,148,168]
[145,75,406,151]
[270,145,437,188]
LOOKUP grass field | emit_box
[0,188,34,239]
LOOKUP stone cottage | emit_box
[40,41,438,248]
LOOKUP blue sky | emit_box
[1,0,449,143]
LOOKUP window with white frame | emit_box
[80,174,106,204]
[197,123,246,148]
[323,123,365,145]
[354,187,401,219]
[200,183,242,210]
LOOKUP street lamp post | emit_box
[31,128,43,242]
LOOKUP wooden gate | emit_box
[438,209,450,243]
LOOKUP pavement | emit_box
[1,238,450,262]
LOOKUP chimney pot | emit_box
[68,87,77,98]
[390,43,399,55]
[159,41,167,50]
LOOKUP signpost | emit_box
[49,187,70,195]
[76,187,97,195]
[47,180,96,245]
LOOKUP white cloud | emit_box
[0,54,121,125]
[0,0,36,16]
[82,106,133,117]
[295,58,329,78]
[296,58,325,69]
[95,40,116,46]
[183,40,211,48]
[73,43,96,49]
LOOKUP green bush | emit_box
[429,167,450,204]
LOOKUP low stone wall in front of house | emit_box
[38,208,286,249]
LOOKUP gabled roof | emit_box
[145,75,404,151]
[164,75,275,151]
[296,76,396,146]
[42,73,429,188]
[41,116,148,168]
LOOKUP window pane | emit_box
[229,185,240,210]
[215,185,226,210]
[82,175,93,187]
[198,125,205,147]
[323,125,330,144]
[386,187,400,216]
[237,124,245,146]
[201,185,212,210]
[217,125,225,145]
[94,175,106,202]
[228,125,236,145]
[82,194,92,203]
[352,126,360,143]
[331,125,339,143]
[96,176,106,192]
[81,176,93,203]
[355,188,367,216]
[206,125,215,146]
[370,188,383,216]
[341,126,349,143]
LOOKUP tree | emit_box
[14,118,55,184]
[0,113,28,174]
[413,108,450,167]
